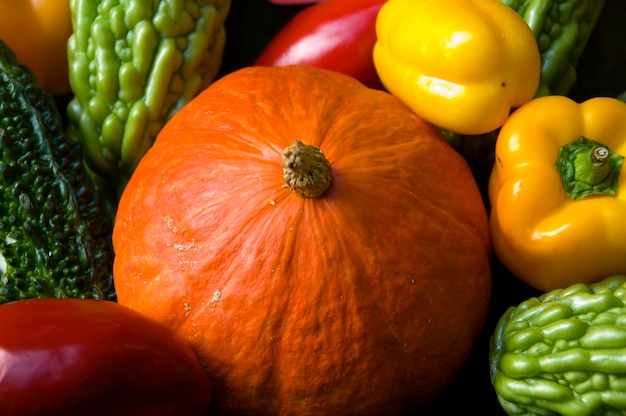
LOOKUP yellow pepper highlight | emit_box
[0,0,72,95]
[489,96,626,292]
[373,0,540,135]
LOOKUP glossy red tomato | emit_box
[255,0,386,89]
[0,298,211,416]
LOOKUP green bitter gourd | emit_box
[0,40,115,303]
[66,0,231,200]
[500,0,606,97]
[490,275,626,416]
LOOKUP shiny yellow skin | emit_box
[489,96,626,292]
[373,0,540,135]
[0,0,72,95]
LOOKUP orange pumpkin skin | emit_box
[113,65,492,416]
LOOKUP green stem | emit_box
[573,145,610,185]
[555,136,624,200]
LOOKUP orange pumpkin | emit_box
[112,65,492,415]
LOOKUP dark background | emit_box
[217,1,626,414]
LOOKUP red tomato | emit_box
[0,298,211,416]
[255,0,386,89]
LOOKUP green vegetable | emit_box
[66,0,232,201]
[490,275,626,416]
[0,40,115,304]
[555,135,624,200]
[500,0,606,97]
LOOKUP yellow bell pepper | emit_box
[0,0,72,95]
[489,95,626,292]
[373,0,540,135]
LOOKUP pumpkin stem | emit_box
[282,141,332,198]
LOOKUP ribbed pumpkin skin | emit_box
[113,65,492,416]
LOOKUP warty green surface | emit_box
[66,0,231,191]
[0,40,115,303]
[500,0,605,96]
[490,275,626,416]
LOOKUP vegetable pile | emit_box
[0,0,624,415]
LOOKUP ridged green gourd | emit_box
[0,40,115,304]
[490,275,626,416]
[66,0,232,201]
[500,0,606,96]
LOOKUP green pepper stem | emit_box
[555,136,624,200]
[573,145,611,185]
